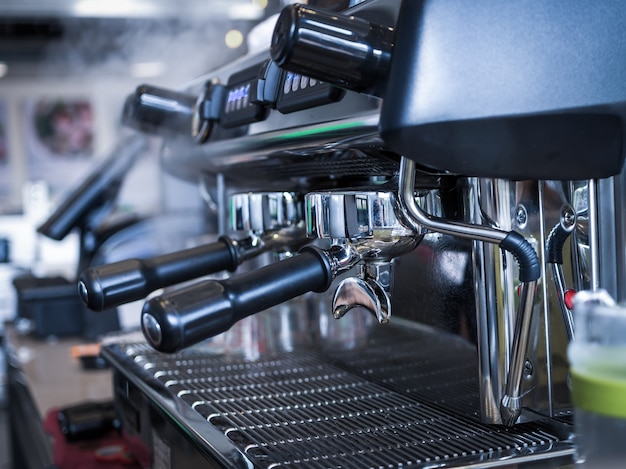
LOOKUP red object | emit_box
[44,408,142,469]
[564,289,577,311]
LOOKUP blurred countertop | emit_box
[4,323,112,418]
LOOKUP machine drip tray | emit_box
[102,324,574,468]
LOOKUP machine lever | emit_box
[122,84,197,136]
[141,246,334,353]
[78,236,240,312]
[270,3,394,95]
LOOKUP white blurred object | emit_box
[246,13,279,53]
[0,238,27,332]
[247,0,303,53]
[22,181,52,224]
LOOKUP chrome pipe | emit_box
[550,263,575,342]
[500,279,538,426]
[398,158,507,243]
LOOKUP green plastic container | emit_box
[569,290,626,468]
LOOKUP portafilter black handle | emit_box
[270,3,394,94]
[141,246,333,353]
[122,84,197,136]
[78,236,239,312]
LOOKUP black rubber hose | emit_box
[500,231,541,282]
[545,223,571,265]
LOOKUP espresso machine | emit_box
[79,0,626,467]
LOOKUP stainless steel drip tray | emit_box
[102,325,574,468]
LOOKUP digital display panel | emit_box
[276,72,345,114]
[220,64,268,129]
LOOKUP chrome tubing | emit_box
[500,279,538,426]
[398,158,507,243]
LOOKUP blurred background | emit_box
[0,3,284,465]
[0,0,287,301]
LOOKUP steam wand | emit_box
[397,157,541,426]
[546,209,578,342]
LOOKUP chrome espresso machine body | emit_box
[83,0,626,467]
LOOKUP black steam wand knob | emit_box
[122,82,222,143]
[122,84,198,136]
[141,246,335,353]
[270,3,394,95]
[78,236,242,312]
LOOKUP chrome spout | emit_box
[333,263,393,325]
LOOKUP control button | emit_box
[292,73,300,92]
[284,73,293,94]
[300,76,309,89]
[250,59,281,106]
[243,84,250,108]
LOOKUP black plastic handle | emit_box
[141,246,333,353]
[79,236,238,312]
[270,3,394,94]
[122,84,197,136]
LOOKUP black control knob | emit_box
[79,236,239,312]
[141,246,333,353]
[270,3,394,95]
[122,84,197,136]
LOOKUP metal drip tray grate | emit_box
[107,327,572,468]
